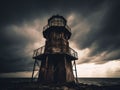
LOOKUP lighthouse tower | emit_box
[32,15,78,84]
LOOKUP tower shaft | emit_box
[38,55,74,83]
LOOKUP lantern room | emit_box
[48,15,66,26]
[43,15,71,40]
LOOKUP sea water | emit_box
[78,78,120,86]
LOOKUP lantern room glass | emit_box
[49,18,65,26]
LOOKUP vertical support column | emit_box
[31,59,41,82]
[31,59,36,82]
[73,59,78,83]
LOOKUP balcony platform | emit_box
[33,52,78,61]
[33,46,78,61]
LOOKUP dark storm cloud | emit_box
[0,26,34,73]
[0,0,106,27]
[71,0,120,64]
[0,0,119,74]
[89,2,120,55]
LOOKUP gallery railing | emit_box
[33,46,78,59]
[43,24,71,32]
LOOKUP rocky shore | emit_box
[0,82,120,90]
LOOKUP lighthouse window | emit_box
[50,18,65,26]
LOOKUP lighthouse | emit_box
[32,15,78,84]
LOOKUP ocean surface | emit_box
[0,78,120,86]
[78,78,120,86]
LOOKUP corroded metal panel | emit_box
[37,55,74,83]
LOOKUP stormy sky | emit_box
[0,0,120,77]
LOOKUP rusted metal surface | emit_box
[37,55,75,83]
[32,15,78,84]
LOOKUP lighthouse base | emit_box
[37,54,75,84]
